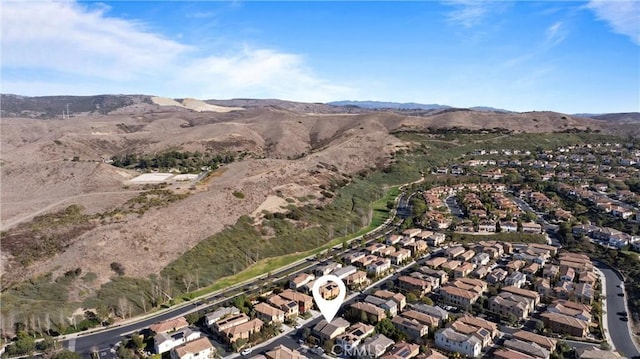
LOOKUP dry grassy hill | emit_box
[0,95,632,294]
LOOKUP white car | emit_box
[241,348,253,356]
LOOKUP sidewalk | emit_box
[594,267,616,352]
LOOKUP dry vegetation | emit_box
[0,95,628,333]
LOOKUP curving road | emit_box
[595,261,640,358]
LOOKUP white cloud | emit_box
[587,0,640,45]
[0,0,353,101]
[177,47,353,102]
[545,21,567,46]
[444,0,490,28]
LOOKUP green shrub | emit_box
[232,191,245,199]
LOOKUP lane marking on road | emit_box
[68,338,76,352]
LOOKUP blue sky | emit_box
[2,1,639,113]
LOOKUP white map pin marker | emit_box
[311,274,346,324]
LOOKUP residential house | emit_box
[333,265,358,280]
[575,348,624,359]
[425,257,447,269]
[383,342,420,359]
[486,268,508,284]
[506,260,526,272]
[220,318,263,343]
[457,315,500,339]
[503,339,550,359]
[547,302,591,322]
[459,250,476,262]
[345,252,366,265]
[438,286,480,310]
[315,262,342,277]
[492,348,536,359]
[559,266,575,283]
[553,281,575,300]
[578,271,598,287]
[398,276,432,297]
[391,316,429,340]
[350,302,387,323]
[410,304,449,324]
[336,322,376,353]
[406,240,428,256]
[512,330,557,352]
[442,259,462,271]
[212,313,249,333]
[378,245,397,257]
[500,222,518,233]
[278,290,314,313]
[353,255,380,268]
[366,243,388,255]
[417,349,448,359]
[345,270,371,289]
[471,266,490,279]
[540,312,589,337]
[374,290,407,311]
[357,334,395,359]
[454,277,487,293]
[205,307,240,328]
[390,249,412,265]
[446,246,466,259]
[504,271,527,288]
[543,265,560,281]
[453,263,476,278]
[522,222,542,234]
[529,243,558,256]
[154,328,201,354]
[501,287,541,306]
[434,328,482,358]
[478,221,497,233]
[387,234,403,246]
[264,345,306,359]
[367,258,392,276]
[311,318,351,345]
[365,295,399,317]
[574,283,595,304]
[420,267,448,286]
[471,253,490,266]
[150,317,189,334]
[522,263,539,280]
[400,310,439,328]
[427,233,446,247]
[290,273,315,289]
[489,294,530,321]
[254,302,285,324]
[170,337,215,359]
[267,295,299,319]
[403,228,422,238]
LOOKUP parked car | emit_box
[241,348,253,356]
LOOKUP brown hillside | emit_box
[0,96,628,291]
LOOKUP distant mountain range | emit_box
[327,100,512,113]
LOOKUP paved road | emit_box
[511,197,561,247]
[445,196,464,219]
[595,262,640,359]
[64,209,400,357]
[66,258,319,357]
